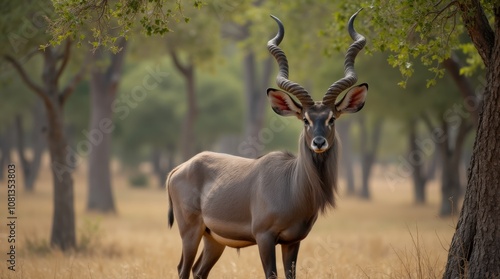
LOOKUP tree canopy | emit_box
[324,1,491,86]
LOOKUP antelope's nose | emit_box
[312,137,326,149]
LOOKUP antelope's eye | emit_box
[303,118,310,126]
[328,118,334,125]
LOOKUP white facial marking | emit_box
[304,112,313,127]
[325,111,334,130]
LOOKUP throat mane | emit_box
[296,134,338,213]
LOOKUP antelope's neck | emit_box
[294,133,338,213]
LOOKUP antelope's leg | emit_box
[256,233,278,279]
[192,233,226,279]
[281,242,301,279]
[177,226,204,279]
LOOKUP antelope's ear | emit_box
[335,83,368,115]
[267,88,302,118]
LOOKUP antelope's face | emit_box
[267,11,368,154]
[268,84,368,153]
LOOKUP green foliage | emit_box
[113,58,183,165]
[0,76,36,129]
[323,1,491,87]
[0,0,53,57]
[113,54,243,166]
[48,0,204,51]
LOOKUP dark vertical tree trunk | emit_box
[442,53,480,127]
[337,119,356,195]
[6,40,86,250]
[87,39,126,213]
[243,52,273,146]
[358,117,383,199]
[47,102,76,250]
[42,47,77,250]
[222,17,272,158]
[27,101,46,190]
[170,50,197,162]
[408,119,428,204]
[87,76,115,212]
[151,149,162,187]
[438,149,461,216]
[182,64,196,160]
[13,101,46,192]
[151,148,172,188]
[436,118,471,216]
[444,4,500,275]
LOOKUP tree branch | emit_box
[55,40,72,81]
[457,0,494,65]
[169,48,191,77]
[442,53,480,127]
[59,58,89,106]
[453,118,473,161]
[420,112,436,134]
[4,55,52,108]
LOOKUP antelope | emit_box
[167,9,368,279]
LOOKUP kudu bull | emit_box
[167,9,368,279]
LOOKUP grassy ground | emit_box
[0,160,456,278]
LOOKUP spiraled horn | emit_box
[268,15,314,108]
[323,9,366,106]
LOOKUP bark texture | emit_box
[444,2,500,277]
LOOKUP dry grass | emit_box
[0,159,455,278]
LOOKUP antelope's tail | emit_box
[166,167,179,228]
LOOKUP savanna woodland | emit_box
[0,0,498,278]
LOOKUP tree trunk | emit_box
[6,41,84,250]
[170,50,198,162]
[444,4,500,274]
[443,66,500,277]
[42,48,77,250]
[87,40,126,213]
[27,101,46,190]
[442,54,480,127]
[151,148,172,188]
[439,150,461,216]
[408,119,428,204]
[47,103,76,250]
[13,101,46,192]
[181,65,197,161]
[222,18,272,159]
[243,52,273,147]
[359,117,383,199]
[337,119,356,195]
[436,116,471,217]
[87,76,115,212]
